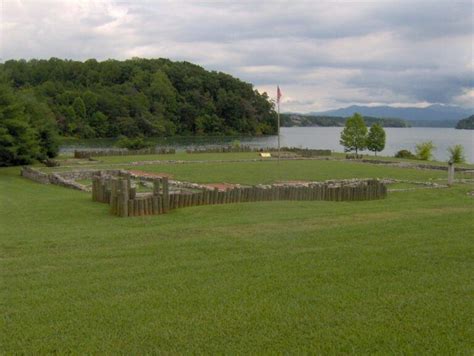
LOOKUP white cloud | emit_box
[1,0,472,112]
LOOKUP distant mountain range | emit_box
[281,114,409,128]
[308,105,474,127]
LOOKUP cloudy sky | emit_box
[1,0,473,112]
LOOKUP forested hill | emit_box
[281,113,410,128]
[0,58,277,138]
[455,115,474,129]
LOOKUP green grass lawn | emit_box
[128,159,446,184]
[1,158,473,353]
[44,155,448,184]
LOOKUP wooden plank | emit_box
[141,198,146,216]
[120,179,129,217]
[153,179,160,196]
[162,177,169,213]
[152,196,158,214]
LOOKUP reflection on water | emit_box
[60,127,474,163]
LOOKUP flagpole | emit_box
[277,99,280,163]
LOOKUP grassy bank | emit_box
[1,157,473,353]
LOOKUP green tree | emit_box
[367,123,386,156]
[72,97,86,119]
[0,84,40,166]
[195,114,224,134]
[20,91,59,159]
[415,141,436,160]
[447,145,465,163]
[90,111,109,137]
[0,58,279,139]
[340,113,368,155]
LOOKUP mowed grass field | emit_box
[1,156,473,354]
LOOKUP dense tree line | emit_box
[0,58,278,140]
[281,113,409,128]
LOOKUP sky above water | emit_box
[1,0,473,112]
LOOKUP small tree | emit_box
[447,145,465,163]
[367,123,386,156]
[340,113,368,155]
[415,141,436,160]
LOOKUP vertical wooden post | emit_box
[128,199,134,217]
[109,178,117,214]
[152,196,158,214]
[448,161,455,186]
[119,179,129,217]
[153,179,160,196]
[162,177,169,213]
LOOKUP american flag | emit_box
[277,86,282,104]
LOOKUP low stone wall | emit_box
[20,167,129,192]
[74,148,175,159]
[359,159,471,172]
[278,147,332,157]
[49,173,88,191]
[20,166,50,184]
[185,145,332,156]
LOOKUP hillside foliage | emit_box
[0,58,277,139]
[455,115,474,129]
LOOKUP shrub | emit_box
[231,140,241,149]
[415,141,436,161]
[395,149,416,159]
[116,136,152,150]
[447,145,465,163]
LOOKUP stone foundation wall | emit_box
[20,167,50,184]
[20,167,129,192]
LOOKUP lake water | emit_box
[61,127,474,163]
[277,127,474,163]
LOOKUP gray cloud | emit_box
[1,0,472,112]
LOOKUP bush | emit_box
[346,154,363,159]
[394,150,416,159]
[231,140,241,149]
[116,136,152,150]
[42,158,60,167]
[447,145,465,163]
[415,141,436,161]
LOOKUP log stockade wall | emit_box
[74,147,176,159]
[185,145,332,157]
[92,176,387,218]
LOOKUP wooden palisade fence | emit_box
[92,176,387,217]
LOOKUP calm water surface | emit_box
[61,127,473,163]
[278,127,474,163]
